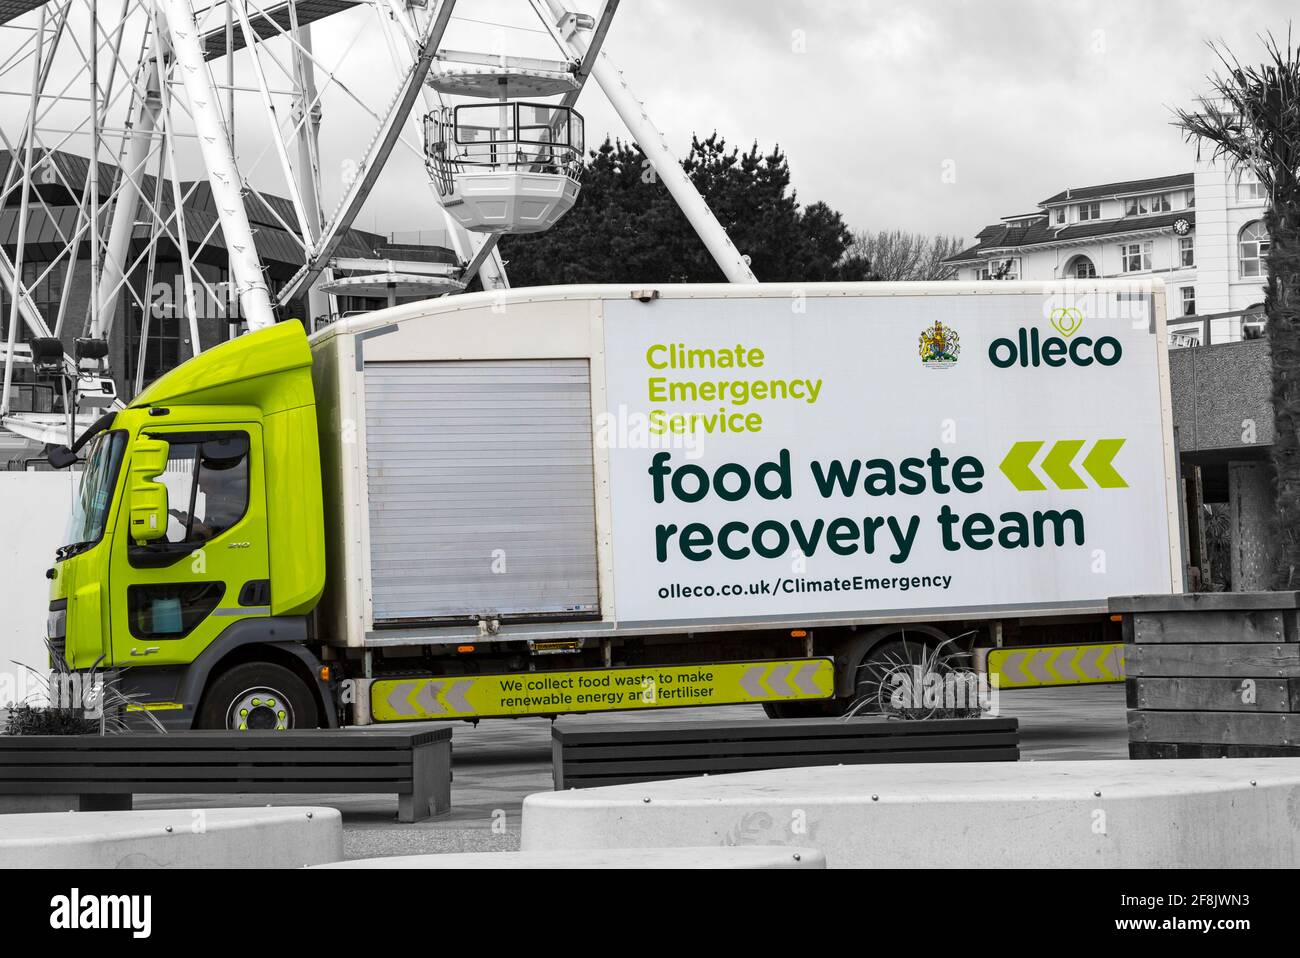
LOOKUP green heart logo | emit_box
[1050,307,1084,338]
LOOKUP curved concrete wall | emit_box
[0,807,343,868]
[317,847,823,869]
[522,759,1300,868]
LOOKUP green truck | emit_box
[45,283,1180,729]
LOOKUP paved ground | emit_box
[137,684,1129,859]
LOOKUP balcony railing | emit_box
[1167,309,1267,349]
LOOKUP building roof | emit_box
[946,210,1196,264]
[0,149,454,273]
[1040,172,1194,205]
[0,0,46,26]
[200,0,361,60]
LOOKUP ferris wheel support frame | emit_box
[275,0,457,309]
[2,0,757,432]
[1,7,45,417]
[157,0,276,330]
[288,20,337,325]
[544,0,757,284]
[96,38,163,340]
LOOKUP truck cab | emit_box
[48,321,331,730]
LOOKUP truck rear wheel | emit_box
[844,637,941,717]
[197,662,319,731]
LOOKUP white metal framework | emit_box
[0,0,756,447]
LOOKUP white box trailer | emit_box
[307,281,1180,719]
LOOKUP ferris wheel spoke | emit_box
[276,0,454,306]
[229,0,313,239]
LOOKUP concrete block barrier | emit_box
[316,846,823,869]
[521,759,1300,868]
[0,807,343,868]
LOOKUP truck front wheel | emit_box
[197,662,320,731]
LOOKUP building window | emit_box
[1237,170,1267,202]
[1181,286,1196,317]
[1121,241,1153,272]
[1185,189,1196,208]
[18,259,66,327]
[1066,255,1097,279]
[979,259,1019,280]
[127,312,185,389]
[1179,236,1195,268]
[1055,207,1065,224]
[1078,202,1101,221]
[1239,221,1270,278]
[1125,194,1171,216]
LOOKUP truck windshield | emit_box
[60,430,127,558]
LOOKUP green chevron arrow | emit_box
[1000,440,1046,491]
[1040,439,1087,490]
[1082,438,1128,488]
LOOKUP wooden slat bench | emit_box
[0,726,452,822]
[552,716,1019,789]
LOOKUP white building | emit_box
[947,160,1270,344]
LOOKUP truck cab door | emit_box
[109,425,269,668]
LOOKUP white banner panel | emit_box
[602,290,1177,624]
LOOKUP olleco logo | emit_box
[988,308,1122,368]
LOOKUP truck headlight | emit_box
[47,602,66,641]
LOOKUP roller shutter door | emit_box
[364,359,599,623]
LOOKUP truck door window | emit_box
[127,582,225,639]
[152,432,250,545]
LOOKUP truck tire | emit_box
[843,637,938,717]
[197,662,320,730]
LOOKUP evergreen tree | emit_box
[499,134,867,286]
[1176,33,1300,587]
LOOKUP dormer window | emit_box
[1125,194,1171,216]
[1078,202,1101,221]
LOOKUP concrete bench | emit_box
[0,726,451,823]
[523,757,1300,868]
[552,716,1019,789]
[315,847,823,869]
[0,806,342,868]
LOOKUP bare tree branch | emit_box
[845,230,965,281]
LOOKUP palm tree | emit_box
[1175,31,1300,588]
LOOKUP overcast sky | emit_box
[549,0,1297,242]
[5,0,1295,248]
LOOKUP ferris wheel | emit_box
[0,0,755,449]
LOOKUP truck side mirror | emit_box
[129,438,170,545]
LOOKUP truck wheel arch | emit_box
[181,617,337,729]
